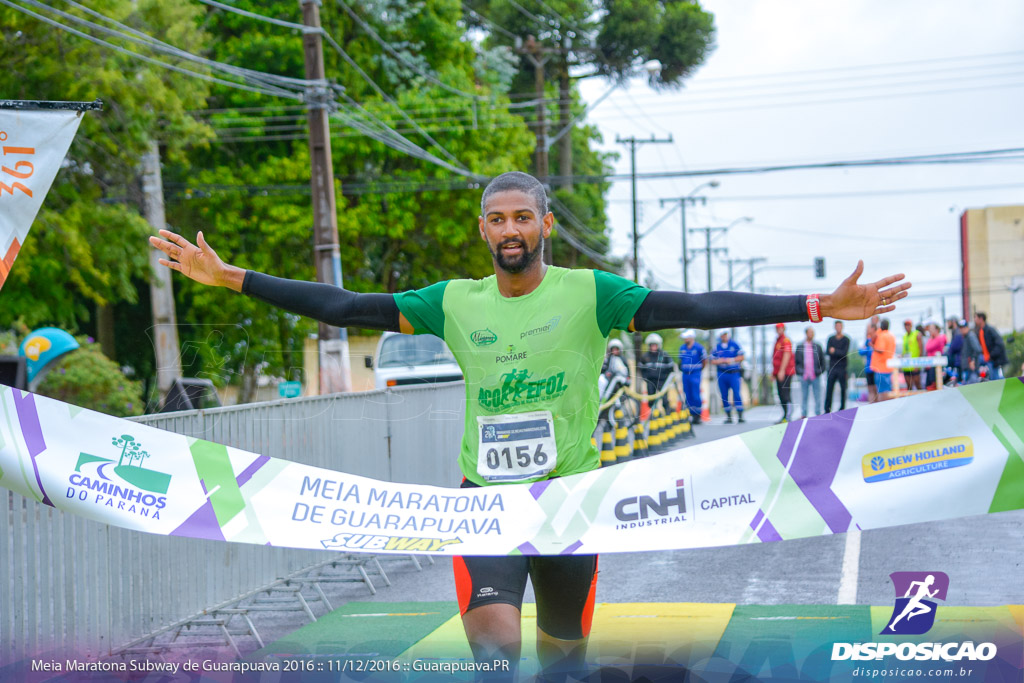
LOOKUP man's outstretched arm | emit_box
[631,260,910,331]
[149,230,411,333]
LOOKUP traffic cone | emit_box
[600,425,615,467]
[701,407,710,422]
[613,408,632,464]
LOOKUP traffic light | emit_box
[814,257,825,279]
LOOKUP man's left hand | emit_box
[820,260,911,320]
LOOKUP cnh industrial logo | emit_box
[613,478,687,529]
[831,572,997,663]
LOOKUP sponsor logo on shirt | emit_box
[470,328,498,346]
[477,369,567,409]
[495,344,528,364]
[520,316,561,340]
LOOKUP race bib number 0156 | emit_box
[476,411,557,483]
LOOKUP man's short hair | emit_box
[880,318,890,330]
[976,311,987,322]
[481,172,549,217]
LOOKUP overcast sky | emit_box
[576,0,1024,350]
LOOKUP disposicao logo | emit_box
[861,437,972,483]
[882,571,948,635]
[831,571,998,662]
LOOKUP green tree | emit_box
[466,0,715,268]
[37,344,144,417]
[0,0,212,370]
[163,0,534,399]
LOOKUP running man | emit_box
[150,171,910,680]
[886,574,939,632]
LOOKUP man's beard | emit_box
[491,237,541,274]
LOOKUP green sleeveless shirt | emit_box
[394,267,650,486]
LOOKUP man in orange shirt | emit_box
[870,318,897,400]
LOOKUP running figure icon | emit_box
[886,574,939,632]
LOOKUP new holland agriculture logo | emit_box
[861,437,973,483]
[66,434,170,519]
[321,532,463,553]
[831,572,997,663]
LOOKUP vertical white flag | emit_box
[0,108,84,290]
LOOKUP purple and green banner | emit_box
[1,378,1022,556]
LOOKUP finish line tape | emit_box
[1,379,1022,556]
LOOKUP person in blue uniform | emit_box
[677,329,707,423]
[711,330,745,423]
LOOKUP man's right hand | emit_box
[149,230,245,292]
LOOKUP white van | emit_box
[367,331,463,390]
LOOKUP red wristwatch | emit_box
[806,294,823,323]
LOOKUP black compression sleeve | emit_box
[242,271,401,331]
[632,290,808,331]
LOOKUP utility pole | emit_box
[519,35,554,265]
[688,225,728,412]
[616,134,673,283]
[660,195,705,293]
[301,0,351,394]
[616,133,672,394]
[728,257,766,401]
[141,141,182,406]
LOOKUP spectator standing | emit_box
[860,322,877,402]
[923,321,947,389]
[677,329,707,423]
[945,317,963,384]
[639,333,676,414]
[901,318,924,390]
[712,330,745,424]
[871,318,897,400]
[772,323,796,423]
[824,320,851,412]
[795,326,826,417]
[974,312,1007,379]
[958,319,981,379]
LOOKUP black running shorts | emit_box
[453,480,599,641]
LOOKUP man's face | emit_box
[479,190,552,274]
[806,328,814,341]
[649,344,659,353]
[720,333,729,345]
[684,338,694,347]
[975,315,984,328]
[904,321,913,332]
[835,321,843,336]
[866,325,876,338]
[609,347,620,355]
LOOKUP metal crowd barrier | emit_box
[1,383,466,662]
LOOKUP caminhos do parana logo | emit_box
[66,433,170,519]
[861,437,972,483]
[470,328,497,346]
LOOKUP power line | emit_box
[194,0,311,32]
[320,30,470,171]
[0,0,304,100]
[53,0,313,90]
[460,1,516,40]
[333,0,485,100]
